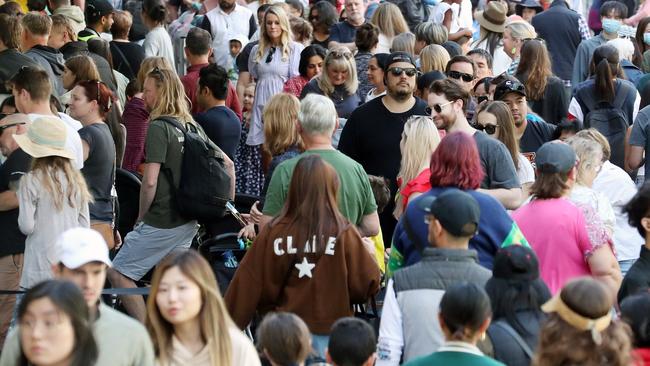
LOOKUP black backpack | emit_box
[159,117,232,221]
[578,87,631,169]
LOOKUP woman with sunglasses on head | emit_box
[514,40,568,126]
[67,80,120,250]
[147,250,260,366]
[476,101,535,199]
[10,280,98,366]
[308,1,339,49]
[502,21,537,76]
[248,5,304,194]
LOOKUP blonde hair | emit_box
[317,47,359,96]
[370,2,409,38]
[263,93,302,155]
[30,156,92,211]
[565,136,604,186]
[146,251,235,366]
[51,14,77,42]
[256,5,293,63]
[420,44,450,73]
[391,32,416,56]
[575,128,611,161]
[394,116,441,217]
[145,67,193,123]
[506,20,537,41]
[137,56,174,90]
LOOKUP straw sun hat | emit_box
[475,1,508,33]
[13,117,74,160]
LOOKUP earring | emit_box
[511,47,517,55]
[481,332,486,341]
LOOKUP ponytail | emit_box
[591,44,620,103]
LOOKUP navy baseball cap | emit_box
[535,141,577,174]
[419,189,480,237]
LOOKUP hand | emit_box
[114,230,123,250]
[238,223,257,240]
[249,201,262,223]
[461,28,474,38]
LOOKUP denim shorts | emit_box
[112,221,198,281]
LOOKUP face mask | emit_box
[644,33,650,45]
[602,18,622,34]
[425,0,442,6]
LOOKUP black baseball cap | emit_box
[384,51,416,71]
[492,245,540,281]
[86,0,114,21]
[494,79,526,101]
[535,141,577,174]
[419,189,480,237]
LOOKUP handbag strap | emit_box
[112,43,136,80]
[492,320,534,359]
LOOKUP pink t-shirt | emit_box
[512,198,608,294]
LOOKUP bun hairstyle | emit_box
[143,0,166,24]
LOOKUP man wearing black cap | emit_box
[377,189,491,365]
[494,78,556,155]
[339,51,428,241]
[78,0,114,42]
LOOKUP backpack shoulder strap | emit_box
[111,43,135,80]
[492,320,534,359]
[402,212,427,254]
[576,86,598,112]
[612,81,633,109]
[156,116,186,134]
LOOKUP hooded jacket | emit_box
[53,5,86,34]
[25,45,65,96]
[59,41,117,93]
[0,49,39,93]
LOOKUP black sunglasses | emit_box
[425,100,454,115]
[448,70,475,82]
[149,66,165,80]
[0,122,26,133]
[474,123,498,135]
[266,47,277,64]
[388,67,417,77]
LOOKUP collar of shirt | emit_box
[186,63,210,74]
[437,341,485,356]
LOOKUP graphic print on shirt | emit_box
[273,235,337,279]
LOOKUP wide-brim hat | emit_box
[516,0,543,14]
[476,1,508,33]
[14,117,74,160]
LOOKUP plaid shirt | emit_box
[578,14,592,41]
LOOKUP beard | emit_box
[219,0,235,11]
[388,84,413,102]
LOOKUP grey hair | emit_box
[415,22,448,45]
[298,94,337,136]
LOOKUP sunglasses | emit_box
[387,67,417,77]
[523,37,546,45]
[447,70,475,82]
[330,49,353,59]
[149,66,166,80]
[474,123,498,135]
[500,79,526,94]
[425,100,454,115]
[266,47,277,64]
[0,122,26,133]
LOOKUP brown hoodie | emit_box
[225,219,381,334]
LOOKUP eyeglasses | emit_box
[387,67,417,77]
[266,47,277,63]
[0,122,25,134]
[425,101,454,115]
[149,66,165,80]
[523,37,546,45]
[447,70,475,83]
[474,123,498,135]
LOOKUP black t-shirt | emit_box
[0,148,31,257]
[519,116,556,154]
[194,106,242,160]
[236,41,259,74]
[110,41,146,81]
[618,245,650,303]
[79,123,115,222]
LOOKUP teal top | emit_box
[404,342,506,366]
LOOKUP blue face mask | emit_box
[424,0,442,5]
[644,32,650,45]
[602,18,622,34]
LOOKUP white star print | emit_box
[295,257,316,278]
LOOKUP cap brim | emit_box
[61,255,112,270]
[13,133,75,160]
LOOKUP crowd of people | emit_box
[2,0,650,363]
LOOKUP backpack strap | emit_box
[492,320,534,359]
[576,86,598,112]
[156,116,187,196]
[111,44,136,80]
[402,212,428,254]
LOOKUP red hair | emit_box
[429,131,484,190]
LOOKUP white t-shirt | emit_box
[517,153,535,185]
[28,113,84,170]
[593,161,644,261]
[377,33,393,54]
[143,26,175,69]
[430,2,459,33]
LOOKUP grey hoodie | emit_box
[25,45,66,97]
[53,5,87,34]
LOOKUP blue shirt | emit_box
[329,21,358,44]
[388,187,529,275]
[193,106,242,160]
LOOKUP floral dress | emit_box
[234,111,264,196]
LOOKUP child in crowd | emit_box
[227,34,248,83]
[368,175,390,273]
[257,312,312,366]
[235,82,264,195]
[327,317,377,366]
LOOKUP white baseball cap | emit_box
[51,228,112,269]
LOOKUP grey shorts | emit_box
[112,221,198,281]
